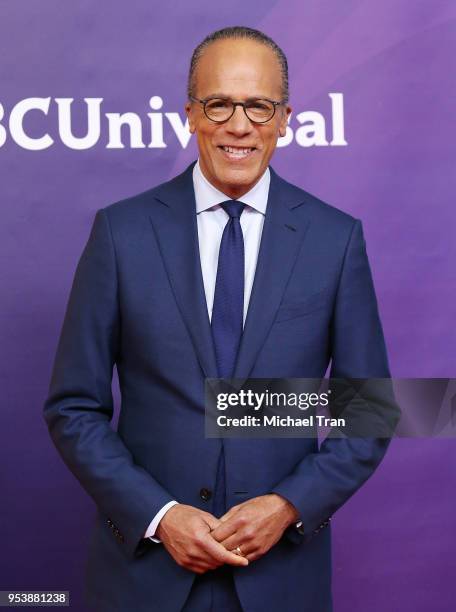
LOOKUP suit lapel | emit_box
[148,162,219,379]
[233,167,311,378]
[147,162,311,381]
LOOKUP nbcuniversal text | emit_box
[0,94,347,150]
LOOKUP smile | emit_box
[218,145,256,160]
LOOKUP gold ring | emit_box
[235,545,244,556]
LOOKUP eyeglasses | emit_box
[189,96,285,124]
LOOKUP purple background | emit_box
[1,2,455,610]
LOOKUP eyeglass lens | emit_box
[204,99,275,122]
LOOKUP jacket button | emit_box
[200,488,212,501]
[296,523,305,536]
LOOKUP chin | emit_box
[217,166,261,191]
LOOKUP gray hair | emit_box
[187,26,289,102]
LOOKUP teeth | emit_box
[222,146,254,156]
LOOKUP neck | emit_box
[198,161,264,200]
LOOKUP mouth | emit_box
[217,145,257,161]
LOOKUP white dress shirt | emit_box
[145,159,271,541]
[193,158,269,325]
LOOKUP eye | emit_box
[247,101,270,110]
[206,99,231,109]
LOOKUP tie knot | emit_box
[220,200,245,219]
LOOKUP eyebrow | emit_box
[203,93,272,101]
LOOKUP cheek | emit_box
[262,133,279,154]
[196,132,213,154]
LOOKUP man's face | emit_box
[185,38,292,199]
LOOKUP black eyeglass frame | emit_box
[189,95,286,124]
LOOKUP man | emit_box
[44,26,395,612]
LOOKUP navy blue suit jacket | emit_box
[44,161,395,612]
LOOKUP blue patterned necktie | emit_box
[211,199,245,516]
[211,200,246,378]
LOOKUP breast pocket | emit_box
[274,289,330,323]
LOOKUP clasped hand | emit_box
[156,494,299,573]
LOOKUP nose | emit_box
[225,104,254,136]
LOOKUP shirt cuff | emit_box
[144,500,179,543]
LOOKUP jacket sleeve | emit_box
[43,208,175,558]
[272,219,400,543]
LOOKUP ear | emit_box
[278,104,292,138]
[185,101,196,134]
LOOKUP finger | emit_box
[220,535,253,553]
[179,553,221,574]
[190,558,222,572]
[219,505,242,522]
[200,533,248,567]
[245,551,262,562]
[219,535,239,550]
[201,513,222,532]
[210,520,239,542]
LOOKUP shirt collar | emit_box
[193,158,270,215]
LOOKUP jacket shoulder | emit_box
[273,169,358,231]
[101,178,172,219]
[101,163,194,223]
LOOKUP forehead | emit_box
[194,38,283,98]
